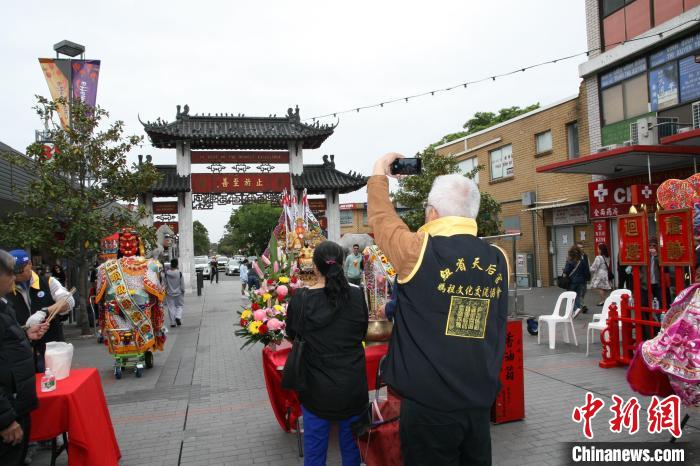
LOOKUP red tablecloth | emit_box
[30,368,121,466]
[262,342,388,432]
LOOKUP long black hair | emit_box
[313,241,351,311]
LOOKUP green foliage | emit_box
[0,96,158,258]
[0,96,159,332]
[193,220,211,256]
[224,204,282,256]
[462,103,540,135]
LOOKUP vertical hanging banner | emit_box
[71,60,100,106]
[617,213,649,265]
[38,58,70,128]
[657,209,695,266]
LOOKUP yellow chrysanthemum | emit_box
[241,310,252,320]
[248,321,262,335]
[273,304,284,312]
[262,293,272,302]
[278,276,290,284]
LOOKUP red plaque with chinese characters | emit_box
[191,151,290,164]
[593,220,609,249]
[617,213,649,266]
[491,319,524,424]
[152,201,178,214]
[657,209,695,266]
[191,173,290,193]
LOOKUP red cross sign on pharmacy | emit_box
[588,180,657,219]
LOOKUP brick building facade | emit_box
[435,88,593,287]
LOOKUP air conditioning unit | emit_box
[522,191,536,207]
[635,117,658,145]
[693,101,700,129]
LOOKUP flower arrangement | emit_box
[235,234,303,348]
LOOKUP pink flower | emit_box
[267,318,283,331]
[253,309,267,321]
[276,285,289,299]
[261,255,271,266]
[266,308,276,317]
[273,261,279,273]
[252,261,264,278]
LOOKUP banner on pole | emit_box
[38,58,70,128]
[71,60,100,107]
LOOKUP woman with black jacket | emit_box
[286,241,369,466]
[0,250,48,465]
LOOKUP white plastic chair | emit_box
[538,291,578,349]
[586,289,631,356]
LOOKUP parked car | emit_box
[226,258,241,276]
[217,256,228,272]
[194,255,211,279]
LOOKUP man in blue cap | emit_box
[4,250,74,373]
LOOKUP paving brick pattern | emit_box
[34,281,698,465]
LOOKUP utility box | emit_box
[515,253,534,288]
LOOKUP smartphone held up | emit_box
[390,158,422,175]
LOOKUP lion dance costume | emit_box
[95,229,167,370]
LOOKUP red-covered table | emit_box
[30,368,121,466]
[262,342,388,432]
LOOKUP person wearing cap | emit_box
[0,249,49,465]
[4,250,74,373]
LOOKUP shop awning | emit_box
[660,128,700,147]
[536,145,700,177]
[521,200,587,212]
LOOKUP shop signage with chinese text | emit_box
[593,220,610,249]
[553,205,588,225]
[588,180,657,219]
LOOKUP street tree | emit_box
[193,220,211,256]
[0,96,159,334]
[462,103,540,135]
[224,204,282,256]
[392,146,502,236]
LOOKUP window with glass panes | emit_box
[340,210,354,225]
[535,131,552,154]
[457,157,479,184]
[489,144,513,181]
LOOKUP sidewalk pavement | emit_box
[35,280,699,465]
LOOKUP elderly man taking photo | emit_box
[368,153,509,466]
[0,249,49,465]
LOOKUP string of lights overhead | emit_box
[306,18,700,123]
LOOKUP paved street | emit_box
[36,279,699,465]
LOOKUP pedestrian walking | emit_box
[5,249,74,373]
[239,260,249,296]
[367,152,509,465]
[209,255,219,284]
[576,242,591,313]
[285,241,368,466]
[343,244,363,286]
[589,243,613,306]
[161,259,185,327]
[564,247,588,319]
[0,249,49,466]
[247,259,260,291]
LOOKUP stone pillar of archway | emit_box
[138,193,154,227]
[325,189,340,243]
[176,141,194,293]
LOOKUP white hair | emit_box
[427,174,481,219]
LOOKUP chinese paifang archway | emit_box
[139,105,367,290]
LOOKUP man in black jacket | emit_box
[0,249,48,465]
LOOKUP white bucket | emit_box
[45,341,74,380]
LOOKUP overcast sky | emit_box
[1,1,587,242]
